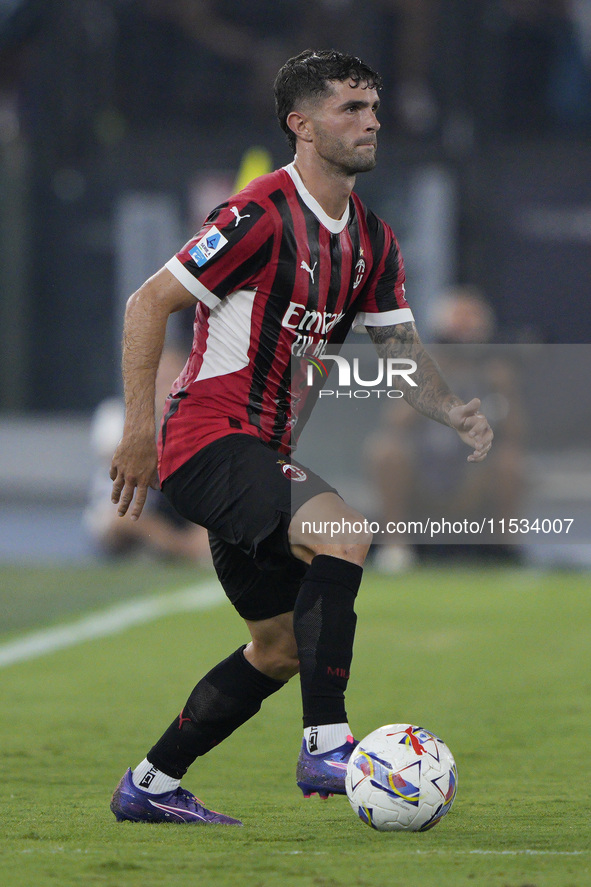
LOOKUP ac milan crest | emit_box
[353,256,366,289]
[281,463,308,482]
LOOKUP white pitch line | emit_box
[467,849,586,856]
[411,849,586,857]
[0,580,225,669]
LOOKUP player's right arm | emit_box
[110,268,195,521]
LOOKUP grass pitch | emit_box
[0,561,589,887]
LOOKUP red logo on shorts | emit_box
[282,463,307,482]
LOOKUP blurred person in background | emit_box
[139,0,302,125]
[501,0,591,131]
[293,0,441,135]
[141,0,441,134]
[385,0,441,134]
[365,286,525,572]
[84,345,211,563]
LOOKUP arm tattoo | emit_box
[368,322,462,425]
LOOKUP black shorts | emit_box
[161,434,338,620]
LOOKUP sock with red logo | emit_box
[294,554,362,728]
[144,645,285,780]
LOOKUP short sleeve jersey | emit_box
[158,163,413,481]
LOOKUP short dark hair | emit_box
[274,49,383,152]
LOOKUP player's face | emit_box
[307,80,381,175]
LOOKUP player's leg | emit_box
[242,610,299,682]
[289,492,372,797]
[111,436,360,818]
[111,534,302,824]
[110,636,281,825]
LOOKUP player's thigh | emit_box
[162,434,338,569]
[209,531,306,622]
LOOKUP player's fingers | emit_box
[467,439,493,462]
[468,450,489,463]
[129,484,149,521]
[111,470,125,504]
[450,400,483,433]
[466,409,492,435]
[469,438,493,458]
[463,397,481,415]
[468,417,492,438]
[116,479,138,516]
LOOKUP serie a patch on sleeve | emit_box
[189,226,229,267]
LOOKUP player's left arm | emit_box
[367,321,493,462]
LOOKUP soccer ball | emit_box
[345,724,458,832]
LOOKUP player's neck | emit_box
[293,156,354,221]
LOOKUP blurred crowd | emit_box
[365,286,526,571]
[1,0,590,157]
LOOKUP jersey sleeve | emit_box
[165,194,274,308]
[352,215,413,331]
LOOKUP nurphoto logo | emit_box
[304,355,417,399]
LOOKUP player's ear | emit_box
[287,109,313,144]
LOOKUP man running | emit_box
[110,49,492,825]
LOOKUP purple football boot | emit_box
[296,735,357,799]
[110,769,242,825]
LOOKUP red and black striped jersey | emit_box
[158,163,413,481]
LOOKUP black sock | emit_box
[147,646,285,779]
[293,554,363,728]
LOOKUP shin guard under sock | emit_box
[147,646,284,779]
[293,554,363,728]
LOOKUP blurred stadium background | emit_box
[1,0,590,567]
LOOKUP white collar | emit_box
[284,162,350,234]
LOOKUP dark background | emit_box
[1,0,590,413]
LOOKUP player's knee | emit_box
[249,637,299,682]
[272,650,300,682]
[311,539,372,567]
[259,648,300,682]
[290,493,373,566]
[307,515,373,566]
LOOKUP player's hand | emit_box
[110,433,160,521]
[447,398,493,463]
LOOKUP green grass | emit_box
[0,563,590,887]
[0,561,209,638]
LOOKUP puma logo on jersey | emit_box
[230,205,251,227]
[300,259,317,283]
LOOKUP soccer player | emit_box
[109,49,493,825]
